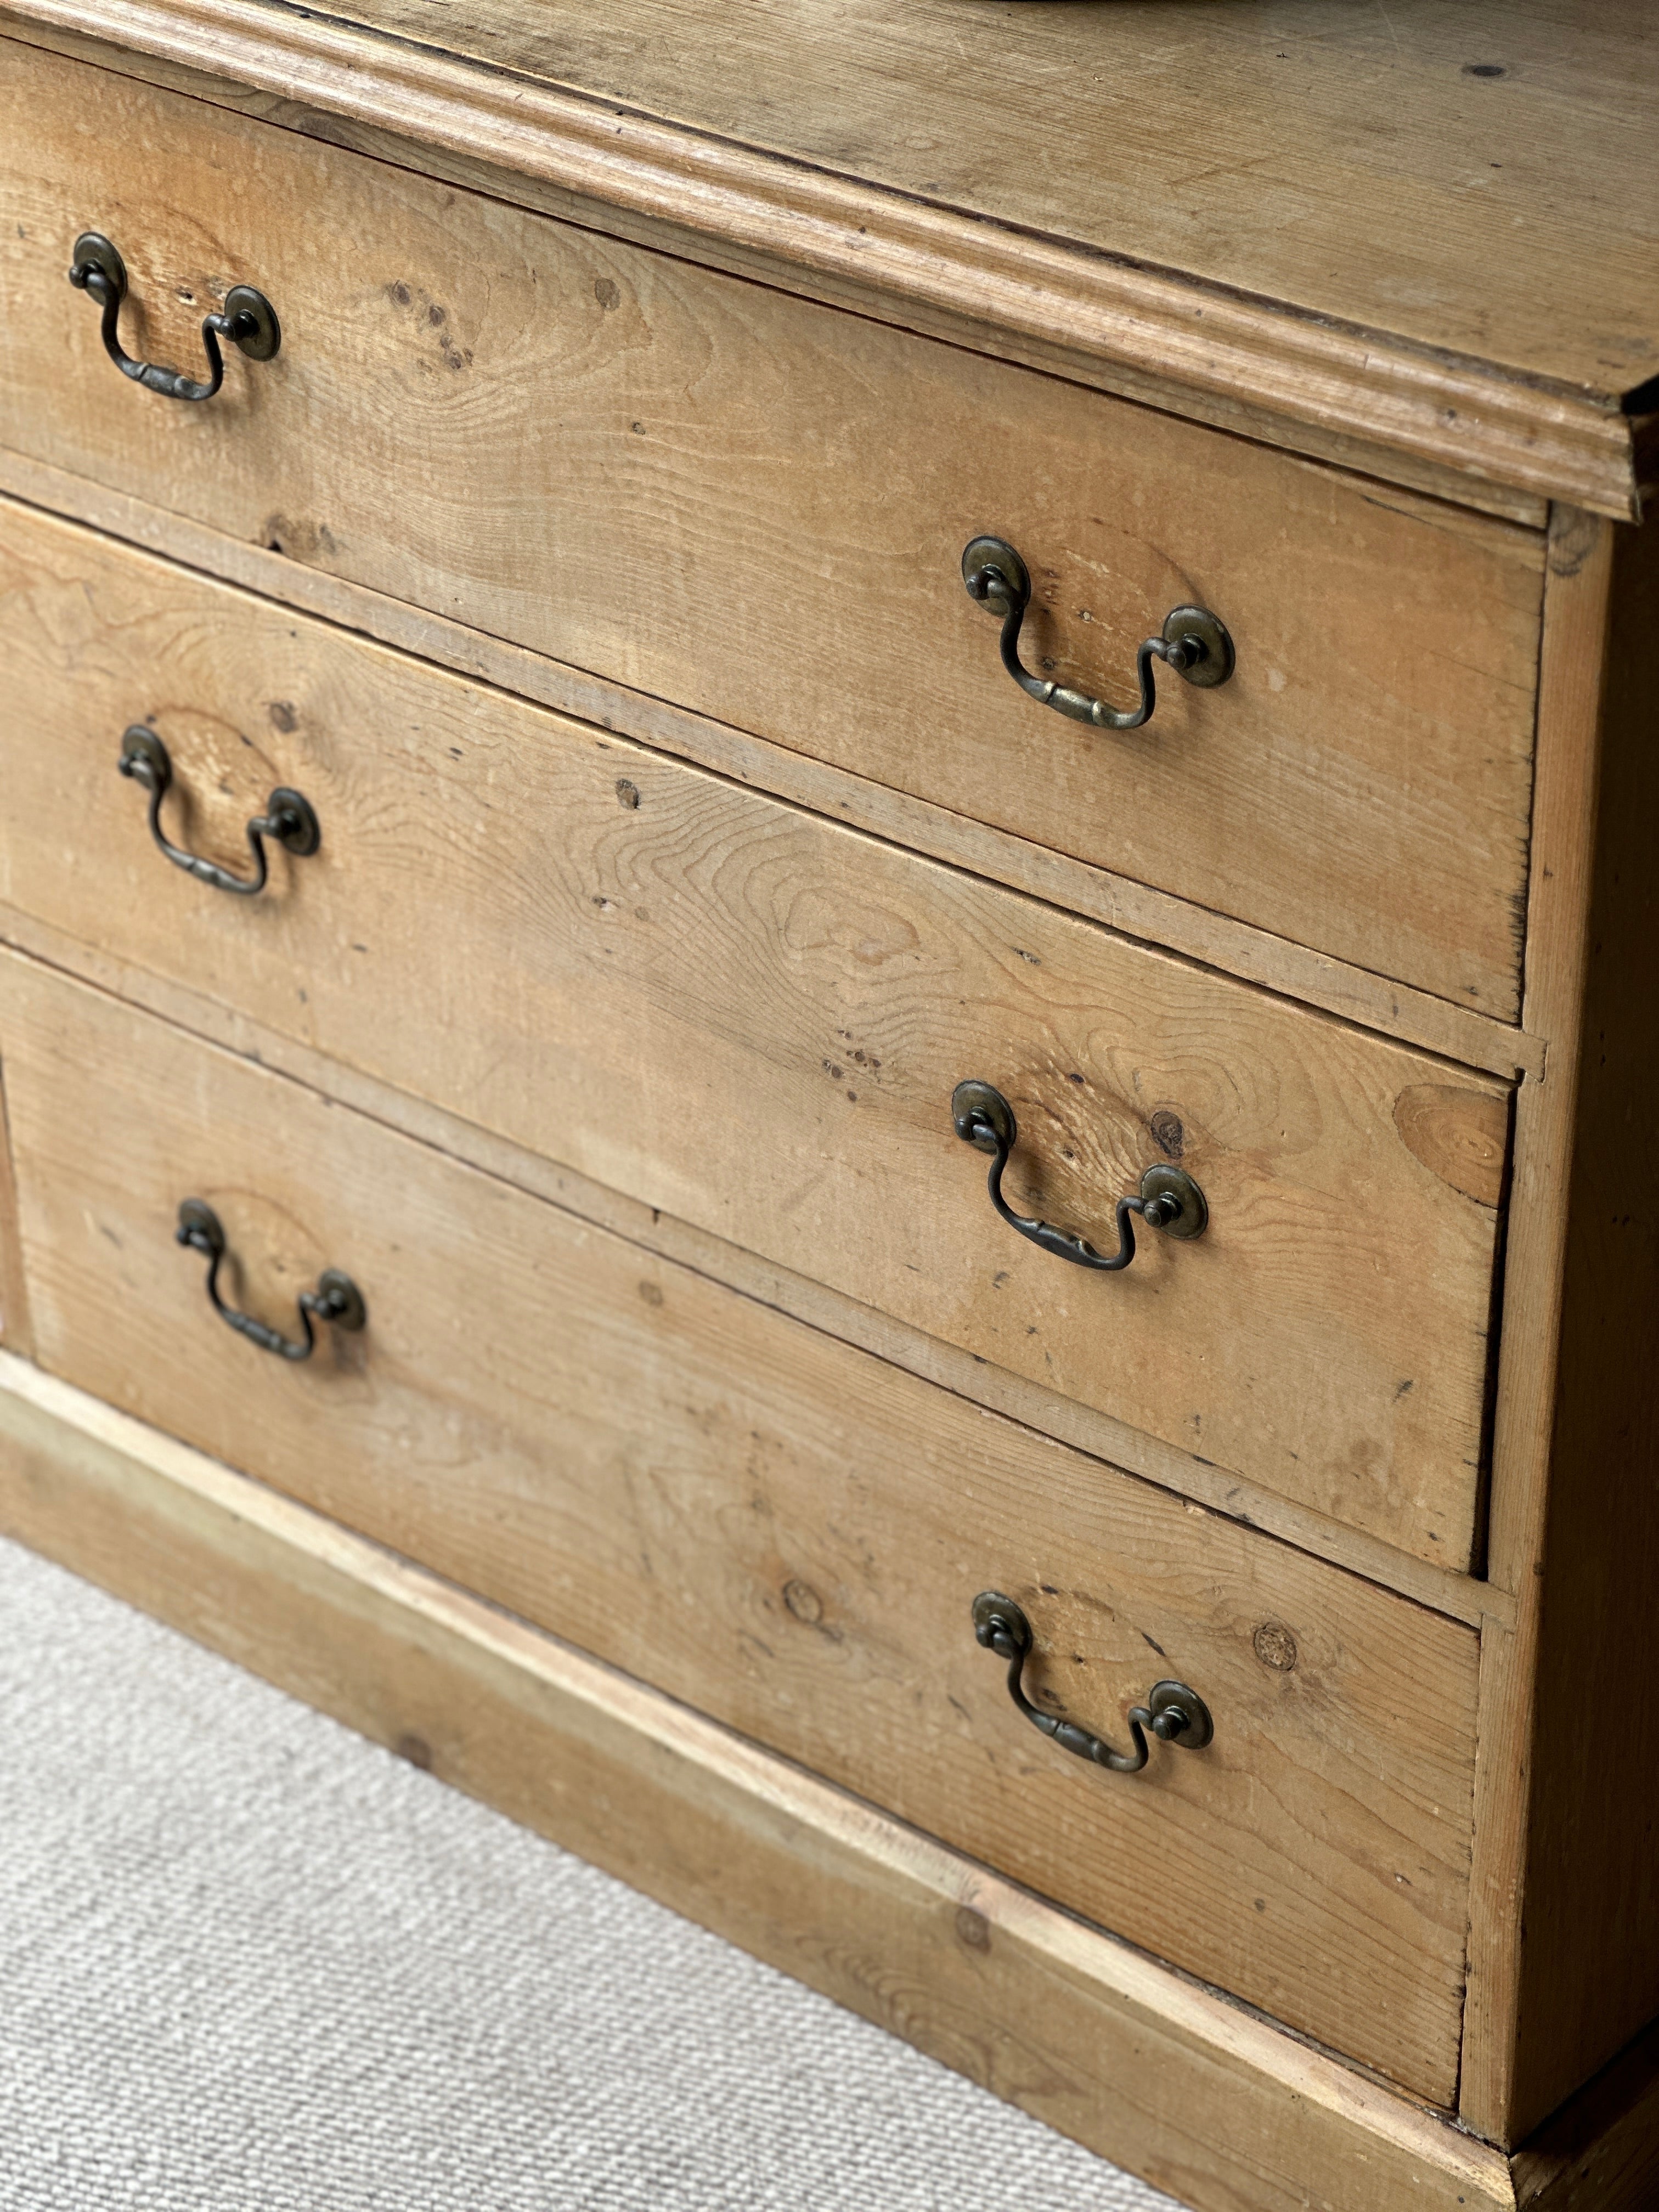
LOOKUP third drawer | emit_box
[0,501,1511,1569]
[0,947,1477,2104]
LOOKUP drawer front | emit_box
[0,40,1543,1016]
[0,951,1478,2100]
[0,503,1510,1567]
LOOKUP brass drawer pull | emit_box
[69,232,280,402]
[973,1592,1212,1774]
[962,534,1234,729]
[176,1199,366,1361]
[951,1079,1206,1271]
[120,727,319,896]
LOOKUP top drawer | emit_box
[0,39,1544,1016]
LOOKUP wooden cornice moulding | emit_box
[2,0,1645,521]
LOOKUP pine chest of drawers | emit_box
[0,7,1654,2208]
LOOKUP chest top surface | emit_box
[343,0,1659,407]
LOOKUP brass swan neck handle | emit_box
[951,1080,1206,1271]
[120,726,319,898]
[177,1200,365,1362]
[962,534,1234,731]
[70,231,280,403]
[973,1592,1213,1774]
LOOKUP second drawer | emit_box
[0,503,1510,1567]
[0,950,1477,2103]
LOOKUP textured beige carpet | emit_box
[0,1534,1181,2211]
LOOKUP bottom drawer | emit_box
[0,951,1476,2100]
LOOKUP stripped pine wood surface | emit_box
[0,949,1481,2097]
[0,0,1655,2181]
[1,0,1652,514]
[0,1352,1522,2212]
[0,456,1548,1088]
[0,39,1547,1014]
[0,500,1513,1567]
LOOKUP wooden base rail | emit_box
[1,1351,1654,2212]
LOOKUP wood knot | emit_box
[1149,1109,1185,1159]
[1252,1622,1299,1673]
[955,1905,991,1953]
[783,1578,823,1625]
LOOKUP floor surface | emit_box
[0,1534,1180,2211]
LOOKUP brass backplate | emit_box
[961,535,1031,604]
[1148,1679,1215,1749]
[1138,1163,1209,1238]
[72,230,126,300]
[1163,606,1236,687]
[951,1079,1016,1153]
[223,283,281,361]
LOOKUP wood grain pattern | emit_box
[0,885,1513,1634]
[316,0,1659,405]
[0,458,1546,1086]
[0,40,1549,1014]
[0,0,1646,516]
[0,503,1512,1566]
[0,951,1481,2098]
[0,1055,31,1357]
[7,1349,1658,2208]
[1460,510,1622,2142]
[1494,509,1659,2137]
[0,1351,1517,2212]
[0,0,1652,2163]
[0,8,1555,535]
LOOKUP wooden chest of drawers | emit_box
[0,5,1654,2208]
